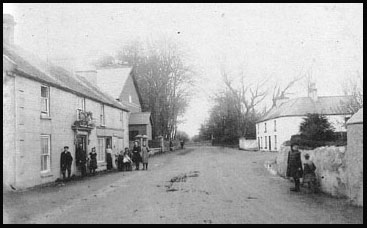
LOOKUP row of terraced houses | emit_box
[3,14,152,190]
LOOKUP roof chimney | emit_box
[3,14,16,45]
[308,82,318,102]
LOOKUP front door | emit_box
[76,135,87,152]
[76,135,87,174]
[105,137,112,149]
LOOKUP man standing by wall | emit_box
[60,146,73,180]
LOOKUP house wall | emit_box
[4,75,127,190]
[256,114,350,152]
[257,116,304,152]
[119,73,141,113]
[346,123,363,206]
[3,59,16,190]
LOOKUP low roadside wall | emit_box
[276,145,348,198]
[239,138,258,151]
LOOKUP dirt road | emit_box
[3,146,363,224]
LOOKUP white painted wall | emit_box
[256,114,349,152]
[239,138,258,150]
[3,74,128,189]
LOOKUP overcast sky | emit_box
[3,3,363,137]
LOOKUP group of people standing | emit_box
[104,140,151,172]
[286,142,318,193]
[60,140,150,181]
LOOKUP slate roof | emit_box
[129,112,152,125]
[96,66,133,100]
[258,96,353,123]
[3,43,129,112]
[347,108,363,125]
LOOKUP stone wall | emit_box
[346,123,363,206]
[276,145,348,198]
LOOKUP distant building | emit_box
[256,83,353,152]
[3,14,129,190]
[77,65,153,142]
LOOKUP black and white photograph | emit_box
[3,3,363,224]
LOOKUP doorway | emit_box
[105,137,112,149]
[75,135,87,175]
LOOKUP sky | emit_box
[3,3,363,137]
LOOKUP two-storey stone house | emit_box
[3,14,129,190]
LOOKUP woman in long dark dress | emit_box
[132,141,142,170]
[89,147,98,175]
[106,145,113,171]
[286,143,303,192]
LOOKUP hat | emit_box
[304,153,310,159]
[64,146,69,149]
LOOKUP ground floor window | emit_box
[97,138,105,162]
[261,137,263,149]
[265,136,267,149]
[41,135,51,173]
[258,137,260,149]
[274,135,277,150]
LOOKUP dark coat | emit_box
[132,146,142,163]
[286,150,303,178]
[89,152,98,169]
[76,148,87,165]
[60,151,73,169]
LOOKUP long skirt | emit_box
[106,153,113,170]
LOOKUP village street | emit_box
[3,146,363,224]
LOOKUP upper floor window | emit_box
[265,136,268,149]
[120,111,123,122]
[41,85,50,116]
[264,123,267,133]
[129,95,132,103]
[100,104,105,126]
[77,97,86,120]
[274,120,277,132]
[81,97,86,111]
[274,135,277,150]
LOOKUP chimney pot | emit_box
[308,82,318,102]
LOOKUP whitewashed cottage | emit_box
[256,84,353,152]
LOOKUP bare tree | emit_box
[271,72,304,107]
[114,37,194,140]
[341,71,363,114]
[220,67,268,137]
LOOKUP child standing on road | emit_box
[303,153,318,193]
[123,148,132,171]
[141,140,150,170]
